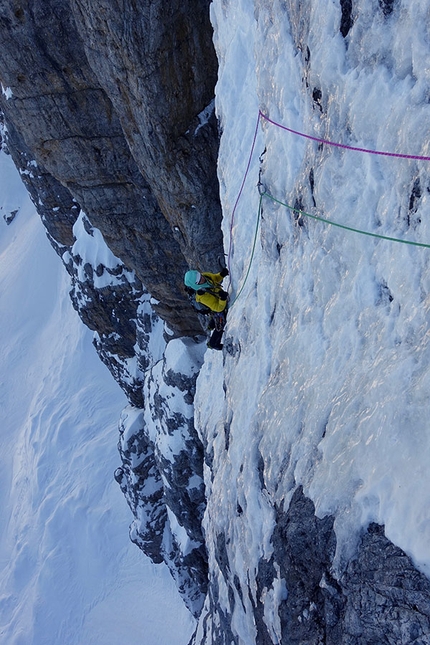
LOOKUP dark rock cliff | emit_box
[0,0,223,338]
[70,0,223,269]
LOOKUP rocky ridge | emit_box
[115,336,208,618]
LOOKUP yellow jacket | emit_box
[195,272,227,312]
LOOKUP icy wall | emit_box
[190,0,430,642]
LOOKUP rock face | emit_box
[194,487,430,645]
[70,0,223,269]
[273,490,430,645]
[0,0,223,337]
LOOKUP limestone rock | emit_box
[0,0,223,337]
[70,0,224,270]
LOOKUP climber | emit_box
[184,267,229,350]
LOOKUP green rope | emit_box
[229,192,264,308]
[264,191,430,249]
[228,188,430,309]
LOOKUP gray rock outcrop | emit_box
[193,487,430,644]
[0,0,223,337]
[115,337,208,617]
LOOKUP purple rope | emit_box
[259,110,430,161]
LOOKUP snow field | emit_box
[0,150,195,644]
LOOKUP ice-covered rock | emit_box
[192,487,430,645]
[116,339,208,617]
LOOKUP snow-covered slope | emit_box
[0,150,195,644]
[191,1,430,642]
